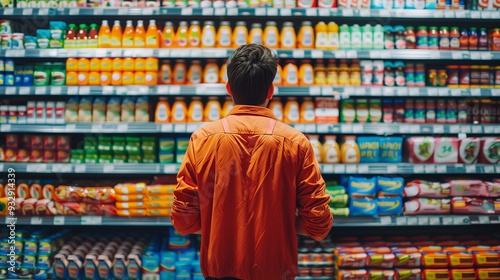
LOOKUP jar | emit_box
[458,65,470,87]
[310,264,323,277]
[324,267,335,277]
[298,248,312,263]
[446,65,459,87]
[492,29,500,51]
[438,69,447,86]
[298,266,310,277]
[480,65,490,87]
[428,69,438,87]
[470,65,480,86]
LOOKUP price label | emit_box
[346,165,357,174]
[65,124,76,132]
[380,51,391,59]
[311,50,323,59]
[455,10,467,17]
[317,124,329,133]
[309,87,321,95]
[430,217,441,225]
[23,8,33,15]
[484,125,494,134]
[450,88,461,96]
[396,217,407,225]
[34,87,46,95]
[318,8,330,16]
[81,216,92,225]
[437,165,447,174]
[0,124,11,132]
[293,124,305,132]
[334,165,346,174]
[442,217,453,225]
[470,11,481,18]
[465,165,476,173]
[280,8,291,16]
[413,165,424,173]
[380,216,392,225]
[407,217,418,225]
[424,165,435,174]
[202,7,213,15]
[492,89,500,96]
[453,216,469,225]
[484,165,495,173]
[19,87,30,95]
[322,164,334,173]
[346,50,357,58]
[31,217,43,225]
[495,126,500,134]
[388,165,398,173]
[53,216,65,225]
[428,88,438,96]
[481,11,491,18]
[418,216,429,225]
[479,216,490,224]
[305,8,317,16]
[334,50,346,58]
[52,164,72,173]
[359,9,370,16]
[397,88,407,96]
[92,216,102,225]
[491,11,500,19]
[3,8,14,15]
[50,87,62,95]
[433,125,444,134]
[352,124,363,133]
[67,87,78,95]
[480,52,492,60]
[79,86,90,95]
[444,10,454,17]
[438,88,448,96]
[383,87,393,96]
[452,51,463,60]
[181,8,193,15]
[410,125,420,133]
[164,164,177,174]
[267,8,278,15]
[305,124,316,133]
[450,125,460,133]
[103,164,114,172]
[74,164,86,173]
[293,50,305,58]
[342,9,353,16]
[187,123,198,132]
[472,125,482,134]
[358,165,368,174]
[341,124,352,133]
[470,52,481,60]
[5,87,16,95]
[170,86,181,94]
[399,125,410,133]
[409,88,419,96]
[174,124,186,132]
[214,8,225,15]
[227,8,238,15]
[369,51,379,59]
[161,124,173,132]
[158,49,170,58]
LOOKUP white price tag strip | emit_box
[306,8,317,16]
[418,216,429,225]
[442,217,453,225]
[293,50,305,58]
[396,217,407,225]
[358,165,368,174]
[280,8,291,16]
[484,165,495,173]
[407,217,418,225]
[436,165,447,173]
[187,123,198,132]
[433,125,444,134]
[424,165,435,174]
[479,216,490,224]
[164,164,177,174]
[103,164,114,172]
[0,124,11,132]
[174,124,186,133]
[413,165,424,173]
[466,165,476,173]
[92,216,102,225]
[387,165,398,173]
[429,217,441,225]
[346,165,357,174]
[31,217,43,225]
[74,164,86,173]
[334,165,345,174]
[453,216,469,225]
[81,216,92,225]
[380,216,392,225]
[267,8,278,16]
[53,216,65,225]
[322,164,334,173]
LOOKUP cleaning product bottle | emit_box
[232,21,248,48]
[77,24,88,48]
[161,21,175,48]
[203,59,219,83]
[216,21,232,48]
[263,21,279,49]
[299,60,314,86]
[248,23,263,45]
[269,97,284,121]
[283,60,299,86]
[111,20,122,48]
[155,97,170,123]
[300,97,316,123]
[298,21,314,49]
[122,20,135,48]
[187,60,202,85]
[134,20,146,47]
[65,24,77,48]
[171,97,188,122]
[176,21,189,48]
[307,134,322,163]
[284,97,300,123]
[315,21,328,49]
[173,59,187,84]
[146,19,159,48]
[188,97,204,122]
[88,24,98,48]
[201,21,216,48]
[322,135,340,163]
[188,20,201,48]
[341,136,360,163]
[222,96,233,116]
[98,20,111,48]
[280,22,296,49]
[327,21,340,50]
[204,96,221,122]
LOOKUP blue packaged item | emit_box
[0,72,4,86]
[24,36,37,49]
[340,175,350,188]
[36,30,51,49]
[377,176,404,196]
[348,176,376,197]
[160,251,176,280]
[0,59,4,71]
[169,227,191,250]
[379,137,403,163]
[5,59,14,72]
[5,72,14,86]
[349,197,377,216]
[23,66,34,86]
[178,249,196,263]
[14,68,23,86]
[358,137,380,163]
[22,254,37,269]
[34,269,50,279]
[127,254,142,280]
[176,261,192,279]
[371,0,384,8]
[36,254,51,269]
[377,196,403,215]
[24,238,38,255]
[425,0,436,8]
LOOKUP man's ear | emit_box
[226,82,232,97]
[267,84,274,100]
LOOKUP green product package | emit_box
[159,152,174,163]
[356,99,369,124]
[330,207,349,217]
[126,137,141,152]
[329,194,349,208]
[325,186,346,196]
[98,151,113,163]
[325,180,339,187]
[33,64,50,86]
[85,151,98,163]
[340,99,356,123]
[176,138,189,152]
[50,63,66,86]
[176,151,186,163]
[112,152,128,163]
[143,152,157,163]
[24,36,37,49]
[368,99,382,123]
[69,150,84,163]
[36,30,51,49]
[92,97,107,122]
[84,137,97,151]
[159,138,175,152]
[127,152,142,163]
[141,137,157,152]
[112,137,126,152]
[49,21,67,48]
[98,136,112,151]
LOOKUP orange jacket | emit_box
[171,105,333,280]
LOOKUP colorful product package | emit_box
[395,268,422,280]
[422,269,450,280]
[366,248,395,268]
[404,180,450,198]
[377,176,404,197]
[472,251,500,267]
[106,97,121,122]
[451,197,496,214]
[406,137,435,164]
[485,182,500,197]
[448,252,474,268]
[336,269,369,280]
[433,137,458,164]
[458,138,480,164]
[448,180,488,197]
[135,96,150,122]
[479,138,500,164]
[121,97,136,122]
[393,248,422,267]
[329,194,349,208]
[476,268,500,280]
[358,137,380,163]
[379,137,403,163]
[326,186,346,196]
[350,197,377,217]
[450,269,477,280]
[404,198,451,215]
[377,197,403,215]
[368,270,395,280]
[422,252,449,268]
[78,96,93,123]
[335,247,368,268]
[348,176,376,197]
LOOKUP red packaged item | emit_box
[393,247,422,268]
[448,180,488,197]
[476,268,500,280]
[335,247,368,268]
[485,182,500,197]
[21,198,38,216]
[405,137,435,164]
[472,251,500,267]
[420,246,444,253]
[56,150,71,163]
[369,270,395,280]
[451,197,496,214]
[84,187,116,204]
[396,268,422,280]
[35,199,57,216]
[5,149,17,162]
[30,149,43,162]
[55,202,87,215]
[450,269,476,280]
[336,269,369,280]
[443,246,466,253]
[448,252,474,268]
[458,138,480,164]
[43,136,56,150]
[31,135,43,149]
[43,150,55,163]
[479,138,500,164]
[54,185,87,203]
[366,248,395,268]
[6,134,18,148]
[423,269,450,280]
[56,136,71,150]
[404,199,451,215]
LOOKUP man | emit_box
[171,44,333,280]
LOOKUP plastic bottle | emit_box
[222,96,233,116]
[416,26,428,49]
[327,22,339,50]
[405,26,416,49]
[111,20,122,48]
[351,24,362,49]
[160,60,172,84]
[314,61,326,85]
[134,20,146,47]
[337,59,350,86]
[203,59,219,83]
[98,20,111,48]
[318,0,336,7]
[450,27,460,50]
[146,20,159,48]
[284,97,300,123]
[373,24,384,49]
[300,97,316,123]
[426,100,435,123]
[469,27,478,51]
[298,21,314,49]
[187,97,203,122]
[394,25,405,49]
[248,23,263,45]
[299,60,314,86]
[175,21,189,48]
[383,25,395,49]
[362,24,373,49]
[86,24,98,48]
[201,21,216,48]
[439,27,450,50]
[459,28,468,50]
[161,22,175,48]
[341,136,360,164]
[171,97,188,122]
[339,24,351,49]
[280,22,296,49]
[186,20,201,48]
[274,64,283,85]
[155,97,170,123]
[204,96,221,122]
[322,136,340,164]
[233,21,248,48]
[283,60,299,86]
[327,60,338,85]
[64,24,77,49]
[187,60,202,85]
[122,20,135,48]
[173,59,187,84]
[77,24,88,48]
[350,60,361,86]
[263,21,279,49]
[478,28,488,51]
[216,21,232,48]
[298,0,315,7]
[307,135,322,163]
[268,98,283,121]
[315,22,328,49]
[220,59,228,83]
[428,26,439,50]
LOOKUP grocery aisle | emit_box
[0,0,499,279]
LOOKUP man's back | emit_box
[172,105,333,280]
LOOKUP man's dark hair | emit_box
[226,44,278,106]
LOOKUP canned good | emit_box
[1,34,12,49]
[470,65,480,86]
[459,65,470,87]
[446,65,459,87]
[480,99,492,124]
[428,69,438,87]
[438,69,447,86]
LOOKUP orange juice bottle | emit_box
[123,57,135,71]
[232,21,248,48]
[188,97,204,122]
[298,21,314,49]
[341,136,360,164]
[307,134,322,163]
[145,71,157,85]
[187,60,202,85]
[300,97,316,123]
[327,21,340,50]
[89,72,100,85]
[176,21,189,48]
[111,71,122,85]
[66,58,78,71]
[135,58,145,71]
[187,21,201,48]
[268,97,284,121]
[315,21,328,49]
[203,59,219,83]
[134,20,146,47]
[90,58,100,72]
[314,61,327,85]
[123,71,134,85]
[146,20,159,48]
[283,60,299,86]
[100,72,111,85]
[173,59,187,84]
[322,135,340,164]
[111,20,122,48]
[78,72,89,85]
[155,97,170,123]
[204,96,221,122]
[284,97,300,123]
[98,20,111,48]
[273,64,282,85]
[122,20,135,48]
[299,59,314,86]
[171,97,188,122]
[219,59,228,83]
[280,22,296,49]
[201,21,216,48]
[263,21,279,49]
[135,72,145,85]
[216,21,232,48]
[145,57,158,71]
[78,58,90,72]
[160,60,172,84]
[100,58,112,71]
[222,96,233,116]
[161,21,175,48]
[248,23,263,45]
[112,58,123,71]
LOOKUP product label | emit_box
[302,29,313,47]
[235,30,247,46]
[328,32,339,48]
[417,35,428,48]
[282,30,295,48]
[265,29,278,46]
[251,32,262,45]
[202,30,215,47]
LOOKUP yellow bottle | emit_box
[248,23,263,45]
[188,97,204,123]
[216,21,232,48]
[322,135,340,164]
[188,20,201,48]
[161,21,175,48]
[298,21,314,49]
[111,20,122,48]
[122,20,135,48]
[341,136,360,164]
[232,21,248,48]
[173,59,187,84]
[283,60,299,86]
[315,21,328,49]
[327,21,340,50]
[176,21,189,48]
[187,60,202,85]
[155,97,170,123]
[268,98,283,121]
[201,21,216,48]
[284,97,300,123]
[273,64,282,85]
[98,20,111,48]
[160,60,172,84]
[280,22,296,49]
[300,97,316,123]
[307,134,322,163]
[146,20,159,48]
[203,59,219,83]
[299,59,314,86]
[134,20,146,48]
[222,96,233,116]
[171,97,188,122]
[219,59,228,83]
[204,96,221,122]
[263,21,279,49]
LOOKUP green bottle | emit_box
[373,24,384,49]
[362,24,373,49]
[339,24,351,50]
[351,24,362,49]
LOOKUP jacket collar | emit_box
[226,105,279,120]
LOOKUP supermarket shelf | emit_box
[1,85,499,97]
[0,7,499,19]
[3,215,498,227]
[3,215,172,226]
[1,162,498,174]
[2,123,499,135]
[2,48,500,60]
[296,277,333,280]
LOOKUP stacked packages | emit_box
[114,182,175,217]
[159,137,189,164]
[2,134,70,163]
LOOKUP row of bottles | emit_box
[308,135,361,164]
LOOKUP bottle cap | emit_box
[302,21,312,26]
[114,20,120,26]
[102,20,109,26]
[203,21,214,26]
[165,21,173,28]
[137,20,144,26]
[220,21,231,26]
[283,22,293,27]
[191,20,200,26]
[179,21,188,27]
[266,21,277,26]
[126,20,133,26]
[251,23,262,29]
[236,21,246,27]
[149,20,156,26]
